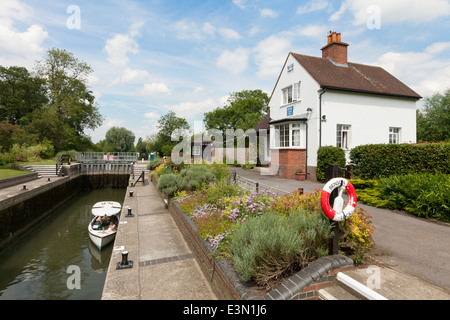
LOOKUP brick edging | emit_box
[151,174,354,300]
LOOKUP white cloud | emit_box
[140,83,171,95]
[297,24,329,38]
[175,20,240,41]
[232,0,247,9]
[106,119,124,128]
[373,42,450,97]
[104,33,139,68]
[297,0,329,15]
[120,67,150,83]
[0,0,32,27]
[217,47,249,75]
[144,111,160,121]
[260,8,279,18]
[162,98,217,121]
[0,0,48,66]
[193,86,205,94]
[331,0,450,25]
[218,27,241,40]
[254,35,292,78]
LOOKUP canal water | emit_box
[0,188,126,300]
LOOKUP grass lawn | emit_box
[20,159,57,166]
[0,165,33,179]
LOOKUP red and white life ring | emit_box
[321,178,357,222]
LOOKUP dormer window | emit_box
[282,82,301,105]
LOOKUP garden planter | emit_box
[294,173,306,181]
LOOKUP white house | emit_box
[258,31,421,180]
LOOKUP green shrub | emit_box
[164,160,186,173]
[0,152,15,166]
[350,143,450,179]
[339,208,376,264]
[349,179,378,190]
[147,158,163,170]
[210,163,230,182]
[231,210,331,290]
[241,162,254,170]
[179,165,215,191]
[156,173,180,196]
[204,182,244,207]
[317,146,346,182]
[379,173,450,221]
[55,150,79,162]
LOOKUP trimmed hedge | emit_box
[316,146,346,182]
[350,143,450,179]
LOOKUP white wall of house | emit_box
[321,90,417,162]
[268,54,418,169]
[268,54,321,167]
[269,54,320,123]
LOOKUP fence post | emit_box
[325,164,340,255]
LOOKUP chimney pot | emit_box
[331,31,337,43]
[321,31,349,66]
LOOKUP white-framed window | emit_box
[336,125,351,149]
[389,127,401,144]
[282,82,301,105]
[192,145,201,156]
[274,124,289,147]
[275,123,303,148]
[291,123,301,147]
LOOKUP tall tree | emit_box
[155,110,190,154]
[104,127,136,152]
[0,66,47,125]
[33,48,103,150]
[203,89,269,132]
[417,88,450,142]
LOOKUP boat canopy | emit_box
[92,201,122,217]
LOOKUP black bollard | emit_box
[126,207,134,217]
[116,251,133,270]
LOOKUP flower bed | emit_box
[160,180,354,300]
[151,163,375,299]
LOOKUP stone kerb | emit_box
[0,172,39,189]
[151,174,354,300]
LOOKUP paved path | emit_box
[102,165,217,300]
[232,167,450,297]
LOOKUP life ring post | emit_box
[320,175,358,255]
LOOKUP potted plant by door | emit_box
[294,169,306,181]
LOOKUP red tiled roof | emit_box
[290,53,422,99]
[254,112,270,131]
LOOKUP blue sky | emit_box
[1,0,449,143]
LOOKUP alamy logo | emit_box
[66,5,81,30]
[66,265,81,290]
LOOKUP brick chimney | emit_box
[321,31,349,66]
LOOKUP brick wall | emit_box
[271,149,307,179]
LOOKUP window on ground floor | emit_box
[336,124,351,149]
[389,127,401,144]
[275,123,303,148]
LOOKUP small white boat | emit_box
[88,201,121,250]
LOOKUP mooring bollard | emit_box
[126,207,134,217]
[116,251,133,270]
[129,190,134,197]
